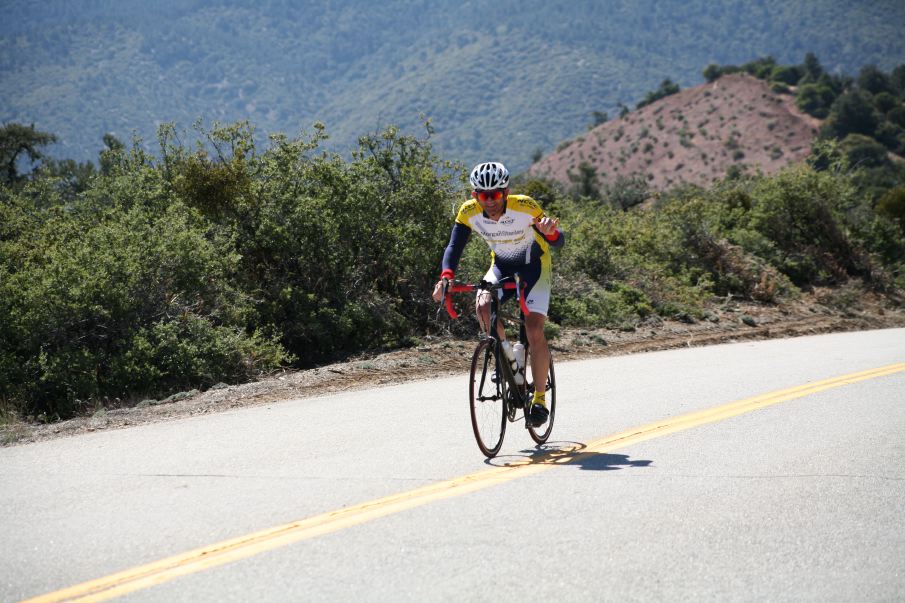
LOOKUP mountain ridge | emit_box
[3,0,905,171]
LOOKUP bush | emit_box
[602,174,650,210]
[850,160,905,206]
[550,160,898,327]
[0,189,287,418]
[552,278,653,329]
[553,197,711,323]
[840,134,890,169]
[873,92,900,114]
[636,79,680,109]
[823,90,880,139]
[877,186,905,232]
[703,64,722,83]
[744,57,778,80]
[888,106,905,129]
[770,82,790,94]
[771,65,802,86]
[568,162,600,199]
[796,83,837,119]
[678,217,792,302]
[0,120,461,418]
[858,65,893,95]
[874,122,905,154]
[892,65,905,99]
[740,166,871,286]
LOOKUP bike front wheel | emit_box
[527,355,556,445]
[469,339,507,457]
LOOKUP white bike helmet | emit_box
[469,161,510,190]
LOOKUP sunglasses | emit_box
[474,189,506,202]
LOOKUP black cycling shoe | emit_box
[527,403,549,427]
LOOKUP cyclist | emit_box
[432,161,564,427]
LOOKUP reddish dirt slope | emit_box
[528,74,821,191]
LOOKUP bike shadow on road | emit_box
[487,441,653,471]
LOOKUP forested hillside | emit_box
[3,0,905,171]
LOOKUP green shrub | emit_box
[823,90,880,139]
[740,166,871,286]
[551,160,898,322]
[770,82,791,94]
[796,83,837,118]
[636,79,680,109]
[110,316,287,396]
[874,122,905,154]
[552,278,653,329]
[0,190,286,418]
[703,64,721,83]
[858,65,893,95]
[0,120,461,418]
[771,65,802,86]
[873,92,900,114]
[877,187,905,232]
[543,320,561,340]
[889,106,905,129]
[553,197,711,323]
[602,174,649,210]
[840,134,890,169]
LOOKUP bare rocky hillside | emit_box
[528,74,821,191]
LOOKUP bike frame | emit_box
[443,276,531,407]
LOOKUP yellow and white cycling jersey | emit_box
[440,194,564,315]
[453,194,554,269]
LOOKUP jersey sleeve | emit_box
[545,229,565,248]
[454,203,473,226]
[440,221,471,278]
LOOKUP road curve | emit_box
[2,328,904,601]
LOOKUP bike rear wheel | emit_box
[469,339,507,458]
[527,355,556,444]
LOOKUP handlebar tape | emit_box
[444,282,530,319]
[444,289,458,319]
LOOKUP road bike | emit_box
[440,275,556,458]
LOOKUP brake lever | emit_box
[436,278,453,321]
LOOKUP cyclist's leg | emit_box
[526,312,549,396]
[476,265,506,340]
[520,259,552,409]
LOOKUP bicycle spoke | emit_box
[469,339,506,457]
[527,354,556,445]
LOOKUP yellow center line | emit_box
[24,361,905,602]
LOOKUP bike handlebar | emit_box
[442,279,530,319]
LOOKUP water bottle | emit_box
[512,342,526,385]
[501,340,517,370]
[512,342,526,370]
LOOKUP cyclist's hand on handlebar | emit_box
[432,278,448,303]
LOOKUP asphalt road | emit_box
[2,328,904,602]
